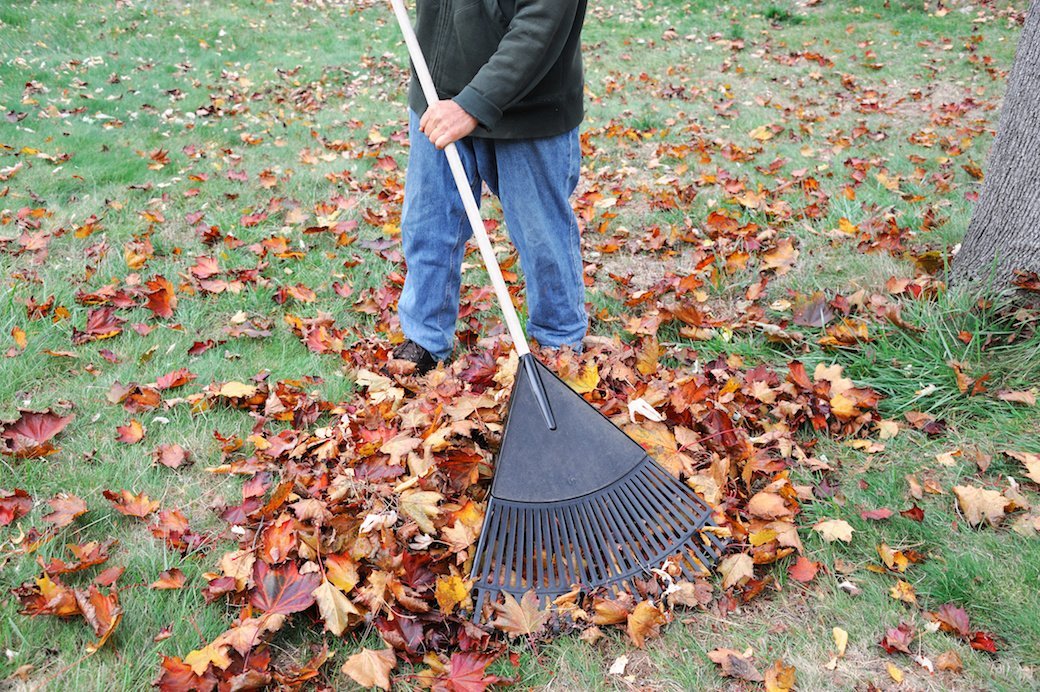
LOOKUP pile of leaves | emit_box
[3,328,884,688]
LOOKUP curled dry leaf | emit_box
[627,600,667,648]
[708,647,763,682]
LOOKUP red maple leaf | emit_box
[1,409,74,458]
[434,652,504,692]
[249,560,320,615]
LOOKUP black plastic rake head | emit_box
[469,354,726,617]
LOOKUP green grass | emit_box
[1,0,1037,689]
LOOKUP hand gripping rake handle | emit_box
[389,0,529,359]
[390,0,557,429]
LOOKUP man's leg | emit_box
[398,110,483,361]
[491,128,588,350]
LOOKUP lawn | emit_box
[1,0,1038,690]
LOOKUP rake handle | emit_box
[389,0,530,358]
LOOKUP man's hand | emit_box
[419,99,479,150]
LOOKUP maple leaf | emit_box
[627,600,667,648]
[154,443,190,469]
[103,489,160,519]
[183,640,232,676]
[312,578,360,636]
[0,488,32,526]
[325,552,359,593]
[953,485,1008,526]
[115,419,145,444]
[14,574,80,618]
[747,491,793,520]
[813,518,855,543]
[74,585,123,653]
[787,556,819,583]
[435,652,503,692]
[150,569,186,590]
[340,648,396,691]
[249,560,320,615]
[879,622,914,654]
[764,659,796,692]
[144,275,177,318]
[434,574,472,615]
[155,655,218,692]
[492,590,548,638]
[1005,450,1040,484]
[42,493,87,527]
[718,552,754,589]
[0,409,74,458]
[399,488,442,534]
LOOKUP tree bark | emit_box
[951,1,1040,290]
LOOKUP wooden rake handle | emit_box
[388,0,530,358]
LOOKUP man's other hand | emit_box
[419,99,479,149]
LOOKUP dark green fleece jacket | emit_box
[408,0,587,139]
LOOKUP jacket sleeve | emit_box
[452,0,581,130]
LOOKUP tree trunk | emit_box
[951,1,1040,290]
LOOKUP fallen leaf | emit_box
[1005,451,1040,484]
[150,569,186,590]
[42,493,88,527]
[708,648,763,681]
[813,519,855,543]
[399,489,442,534]
[719,553,755,589]
[627,600,666,648]
[764,659,796,692]
[787,556,819,583]
[953,485,1008,526]
[312,578,360,636]
[341,648,396,690]
[492,590,548,638]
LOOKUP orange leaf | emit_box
[103,489,159,519]
[492,590,548,638]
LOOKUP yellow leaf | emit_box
[399,489,442,534]
[878,420,900,439]
[325,552,359,593]
[312,578,359,636]
[813,519,855,543]
[217,381,257,398]
[833,627,848,657]
[184,641,232,676]
[564,363,599,394]
[887,662,904,683]
[434,574,472,615]
[829,392,858,419]
[764,659,797,692]
[749,125,775,141]
[889,580,917,604]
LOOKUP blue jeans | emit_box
[398,110,588,361]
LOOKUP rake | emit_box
[389,0,725,616]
